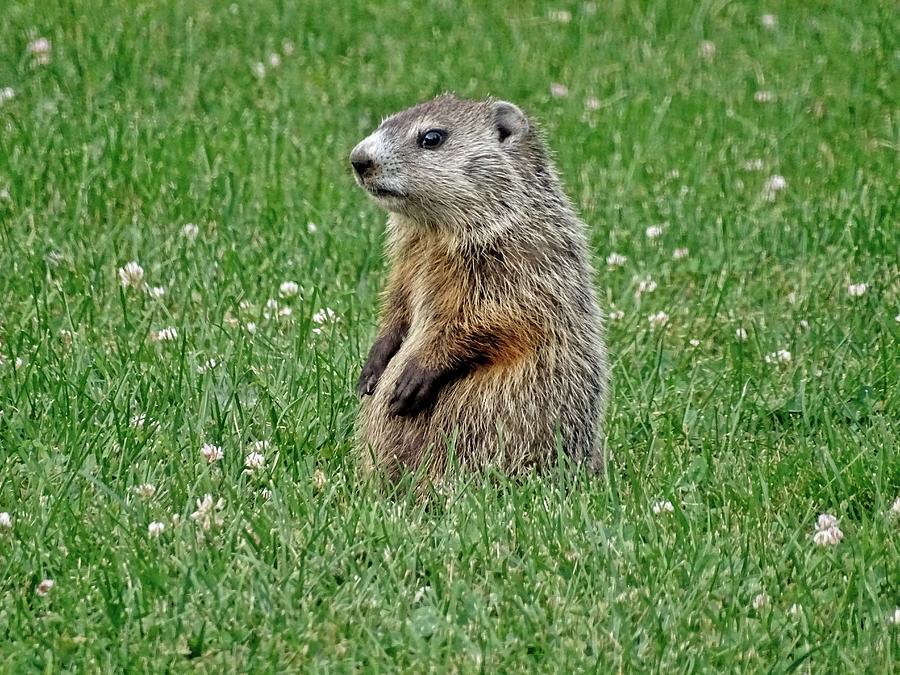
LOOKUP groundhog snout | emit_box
[350,146,375,179]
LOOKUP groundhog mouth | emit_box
[366,185,405,200]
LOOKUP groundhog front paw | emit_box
[388,361,440,417]
[357,329,405,398]
[356,359,385,397]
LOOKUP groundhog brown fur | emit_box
[350,94,609,481]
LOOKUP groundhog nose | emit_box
[352,158,373,177]
[350,148,375,178]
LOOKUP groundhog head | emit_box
[349,95,536,226]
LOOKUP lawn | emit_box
[1,0,898,671]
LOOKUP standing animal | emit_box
[350,94,608,482]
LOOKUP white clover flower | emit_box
[817,513,839,530]
[181,223,199,240]
[148,521,165,537]
[752,593,769,610]
[550,83,569,98]
[129,413,148,429]
[645,225,664,239]
[847,283,867,298]
[146,286,166,299]
[14,357,24,370]
[252,62,266,79]
[28,38,52,65]
[0,87,14,104]
[307,221,318,233]
[895,313,900,323]
[133,483,157,499]
[742,158,764,171]
[190,494,225,530]
[248,441,271,455]
[0,512,11,529]
[245,453,265,468]
[767,175,787,191]
[799,319,810,330]
[648,311,669,329]
[278,306,292,318]
[689,338,701,347]
[313,469,327,491]
[200,443,224,463]
[735,327,749,341]
[118,261,145,288]
[698,40,716,59]
[279,281,300,297]
[789,603,802,618]
[672,247,689,260]
[651,500,674,514]
[608,309,625,321]
[636,277,657,295]
[312,307,337,324]
[152,327,178,342]
[36,579,54,596]
[268,52,281,68]
[244,451,266,474]
[764,349,791,365]
[760,14,777,29]
[244,322,257,334]
[197,358,218,374]
[605,252,627,268]
[762,175,787,201]
[754,90,776,103]
[889,608,900,626]
[813,527,843,546]
[813,513,843,546]
[239,299,253,311]
[584,96,601,111]
[27,38,52,55]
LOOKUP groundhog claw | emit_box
[388,362,437,417]
[356,362,382,397]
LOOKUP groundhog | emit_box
[350,94,609,481]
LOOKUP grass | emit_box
[1,0,898,670]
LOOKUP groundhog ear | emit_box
[493,101,528,144]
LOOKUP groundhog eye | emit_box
[419,129,447,149]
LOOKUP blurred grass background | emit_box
[0,0,898,671]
